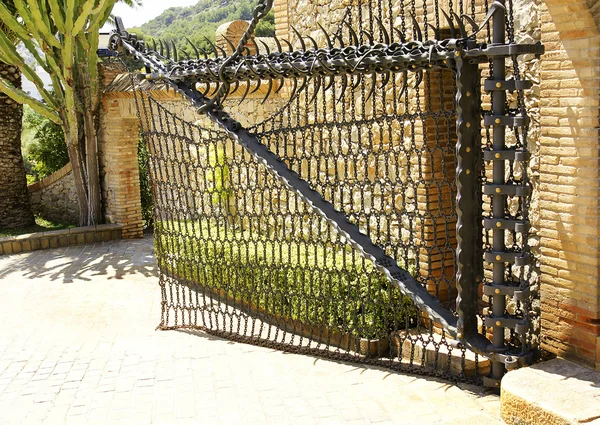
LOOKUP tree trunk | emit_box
[83,105,101,225]
[66,132,89,226]
[0,62,35,229]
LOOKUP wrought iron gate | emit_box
[110,0,543,386]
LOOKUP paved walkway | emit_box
[0,237,503,425]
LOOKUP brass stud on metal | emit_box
[495,188,502,194]
[466,147,471,153]
[455,51,460,57]
[495,288,501,295]
[496,82,502,88]
[466,91,471,97]
[495,118,502,125]
[496,255,502,261]
[466,169,471,175]
[443,59,448,64]
[496,321,502,327]
[457,333,463,339]
[496,221,502,228]
[466,122,471,128]
[495,153,501,159]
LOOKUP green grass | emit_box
[0,216,76,238]
[157,220,417,340]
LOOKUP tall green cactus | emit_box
[0,0,138,225]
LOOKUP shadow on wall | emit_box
[539,0,600,367]
[0,236,157,283]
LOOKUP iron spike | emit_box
[365,73,377,102]
[306,34,319,51]
[414,70,423,88]
[441,10,457,38]
[185,37,199,59]
[307,76,321,104]
[351,75,362,90]
[323,75,335,93]
[344,21,359,46]
[204,37,219,58]
[250,37,261,55]
[336,75,348,104]
[259,39,271,55]
[152,39,157,53]
[262,79,274,104]
[231,80,240,95]
[375,17,390,45]
[282,38,294,53]
[380,71,391,89]
[171,41,178,62]
[393,28,407,43]
[199,47,208,60]
[215,44,227,58]
[410,14,423,41]
[165,40,171,58]
[296,77,309,99]
[274,78,285,94]
[317,23,334,49]
[398,71,408,98]
[289,76,299,99]
[461,14,479,34]
[333,32,346,48]
[159,39,165,56]
[360,30,374,45]
[273,36,283,54]
[428,24,441,40]
[224,36,237,55]
[238,81,251,105]
[250,78,262,95]
[290,26,307,51]
[451,12,468,38]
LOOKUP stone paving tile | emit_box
[0,237,504,425]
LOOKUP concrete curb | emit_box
[501,358,600,425]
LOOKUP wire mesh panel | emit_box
[135,89,487,382]
[114,0,543,385]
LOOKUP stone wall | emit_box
[28,164,79,224]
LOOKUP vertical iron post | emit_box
[491,0,508,381]
[455,54,483,341]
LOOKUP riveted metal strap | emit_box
[483,149,531,162]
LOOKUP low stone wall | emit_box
[28,163,79,224]
[0,224,123,256]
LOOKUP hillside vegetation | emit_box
[129,0,275,55]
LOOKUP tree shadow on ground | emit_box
[0,236,158,283]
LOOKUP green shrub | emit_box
[22,105,68,181]
[157,220,416,339]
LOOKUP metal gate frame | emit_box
[109,0,544,386]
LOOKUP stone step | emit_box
[501,358,600,425]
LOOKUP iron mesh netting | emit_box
[137,93,484,381]
[123,0,541,382]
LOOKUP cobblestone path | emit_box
[0,237,503,425]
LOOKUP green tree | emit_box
[0,0,34,228]
[0,0,140,226]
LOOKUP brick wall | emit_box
[537,0,600,369]
[98,62,144,239]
